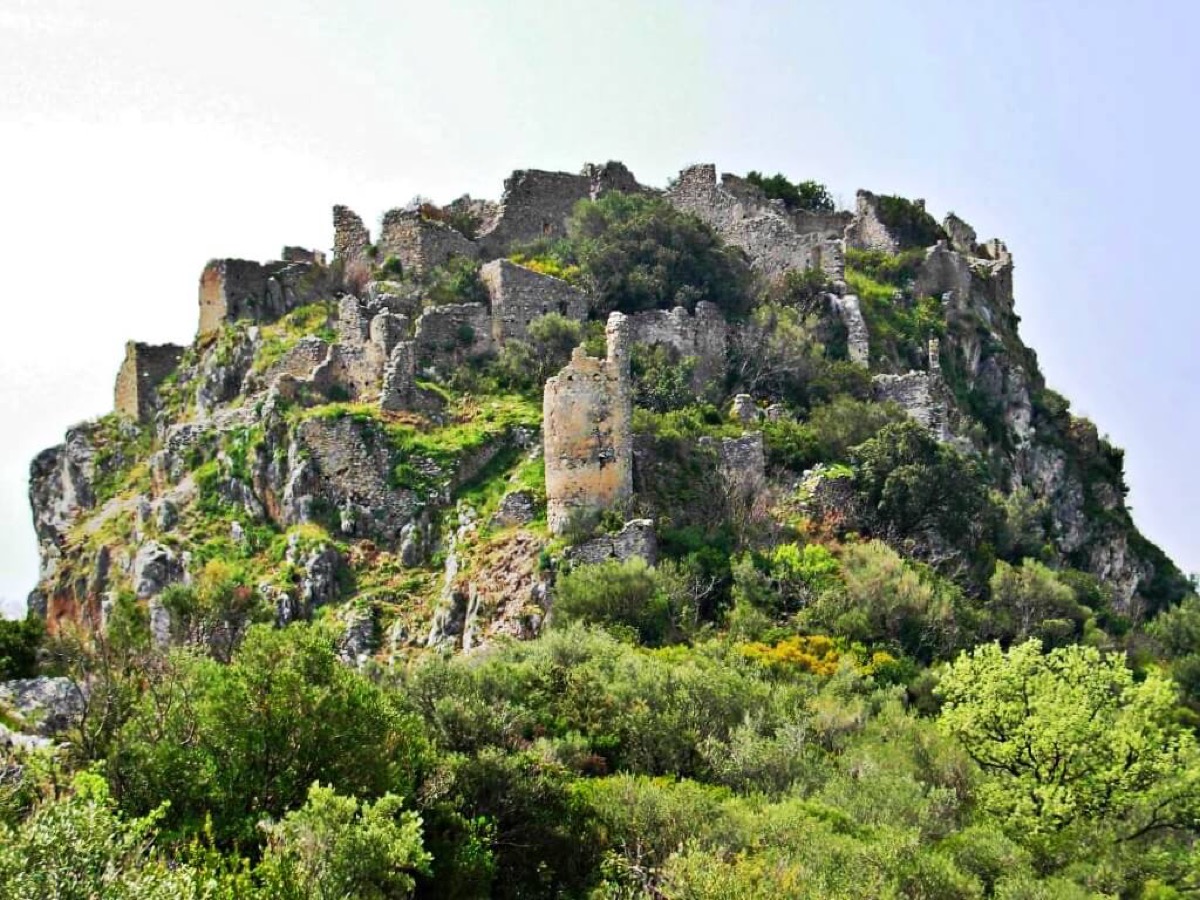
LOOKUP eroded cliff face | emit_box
[26,160,1183,655]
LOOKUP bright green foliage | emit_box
[425,256,487,306]
[493,312,583,390]
[938,641,1200,848]
[986,559,1086,646]
[258,782,430,900]
[744,171,836,213]
[0,614,42,679]
[0,771,194,900]
[109,623,428,846]
[845,266,945,370]
[802,540,964,661]
[569,192,753,319]
[843,247,928,286]
[729,543,841,622]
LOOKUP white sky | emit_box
[2,0,1197,616]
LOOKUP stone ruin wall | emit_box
[543,313,633,535]
[413,303,494,369]
[333,205,372,266]
[114,342,186,422]
[476,162,647,258]
[378,209,479,278]
[481,259,589,344]
[624,301,728,389]
[872,340,949,440]
[844,190,901,254]
[830,294,870,366]
[198,258,328,337]
[666,165,847,281]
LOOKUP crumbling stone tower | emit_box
[543,312,633,535]
[113,341,184,422]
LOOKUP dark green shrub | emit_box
[554,558,670,645]
[0,615,43,679]
[744,171,836,213]
[630,343,697,412]
[570,192,752,319]
[872,194,946,249]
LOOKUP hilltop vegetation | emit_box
[4,164,1199,897]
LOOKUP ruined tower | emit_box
[543,312,633,535]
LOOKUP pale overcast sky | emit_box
[2,0,1197,616]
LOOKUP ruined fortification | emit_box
[114,342,185,422]
[29,154,1175,646]
[543,313,633,535]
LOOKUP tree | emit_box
[0,615,43,679]
[570,192,752,319]
[986,560,1084,646]
[109,623,429,847]
[850,420,999,579]
[744,171,836,213]
[937,641,1200,848]
[258,782,431,900]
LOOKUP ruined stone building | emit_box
[543,313,633,535]
[114,342,185,423]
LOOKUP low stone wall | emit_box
[567,519,657,566]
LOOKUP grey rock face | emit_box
[133,542,184,600]
[0,677,84,736]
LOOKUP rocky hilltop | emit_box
[26,161,1186,657]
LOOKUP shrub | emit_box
[553,558,670,645]
[570,192,752,319]
[493,313,583,391]
[379,255,404,278]
[425,257,487,306]
[630,343,697,412]
[744,171,836,213]
[0,615,42,680]
[872,194,946,249]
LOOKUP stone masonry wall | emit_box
[665,165,841,280]
[480,259,589,344]
[844,190,900,253]
[831,294,870,366]
[475,169,591,258]
[543,313,633,535]
[624,301,728,389]
[198,258,328,337]
[378,209,478,278]
[413,303,494,369]
[333,205,372,265]
[114,342,186,422]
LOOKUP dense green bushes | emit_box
[0,615,42,679]
[744,171,836,213]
